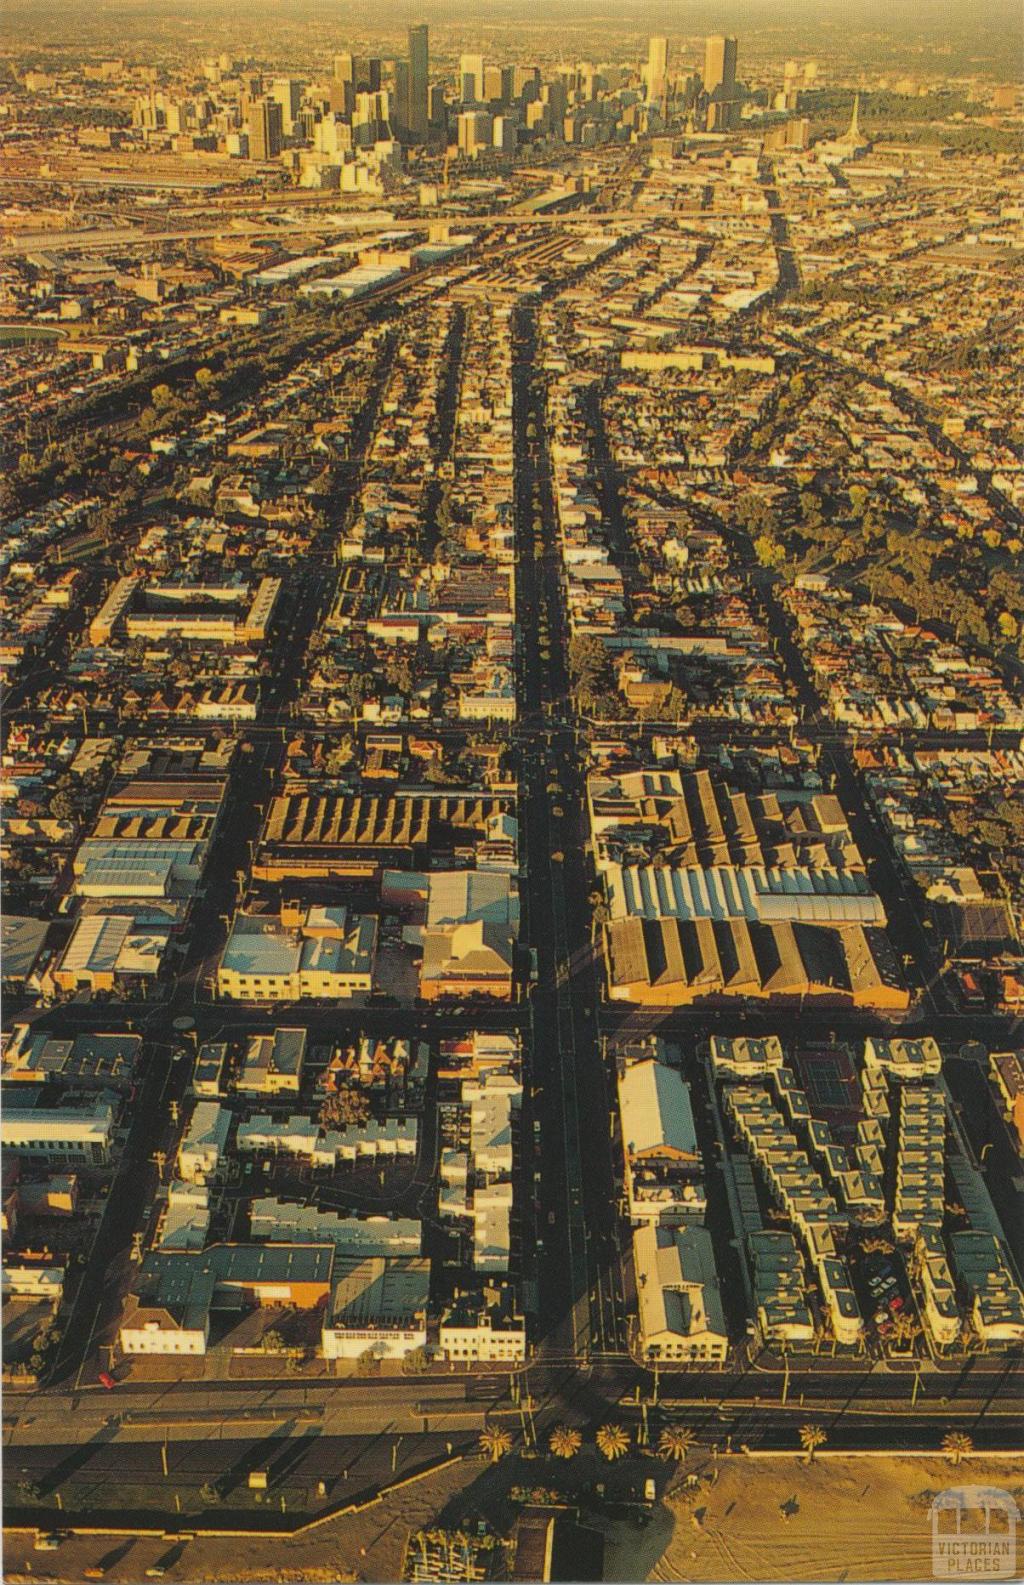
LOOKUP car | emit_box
[98,1371,116,1390]
[34,1534,63,1552]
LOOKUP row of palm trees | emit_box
[480,1423,975,1467]
[479,1423,696,1464]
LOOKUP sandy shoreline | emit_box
[4,1454,1021,1583]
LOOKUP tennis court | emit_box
[793,1043,862,1129]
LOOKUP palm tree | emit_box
[799,1424,827,1463]
[890,1314,922,1354]
[942,1431,973,1466]
[479,1426,512,1464]
[658,1425,696,1464]
[596,1423,630,1462]
[549,1425,582,1460]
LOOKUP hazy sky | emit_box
[4,0,1022,73]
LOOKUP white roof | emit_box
[619,1059,697,1159]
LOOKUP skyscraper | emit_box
[704,34,737,97]
[247,97,283,160]
[647,36,669,104]
[334,54,381,92]
[270,77,302,136]
[460,54,485,104]
[393,60,410,133]
[457,108,492,154]
[407,23,429,141]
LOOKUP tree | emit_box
[799,1424,826,1463]
[942,1431,973,1466]
[889,1314,921,1354]
[479,1426,512,1463]
[753,533,786,570]
[318,1088,370,1129]
[596,1424,630,1461]
[325,737,355,774]
[199,1481,221,1504]
[385,652,415,695]
[658,1425,696,1464]
[568,634,615,709]
[549,1425,582,1459]
[49,791,77,822]
[261,1328,285,1354]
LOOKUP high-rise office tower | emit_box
[483,64,504,103]
[407,23,429,140]
[513,64,540,101]
[247,97,283,160]
[457,108,492,153]
[647,36,669,103]
[393,61,410,132]
[270,77,302,135]
[542,80,567,124]
[460,53,485,104]
[334,54,381,93]
[704,34,737,97]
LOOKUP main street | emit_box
[5,1352,1021,1462]
[511,302,629,1364]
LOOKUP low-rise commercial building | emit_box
[2,1102,115,1167]
[321,1256,430,1361]
[618,1058,705,1223]
[119,1242,335,1355]
[177,1101,231,1184]
[217,906,376,1000]
[633,1222,728,1362]
[248,1200,421,1257]
[990,1050,1024,1151]
[437,1282,526,1363]
[236,1027,307,1095]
